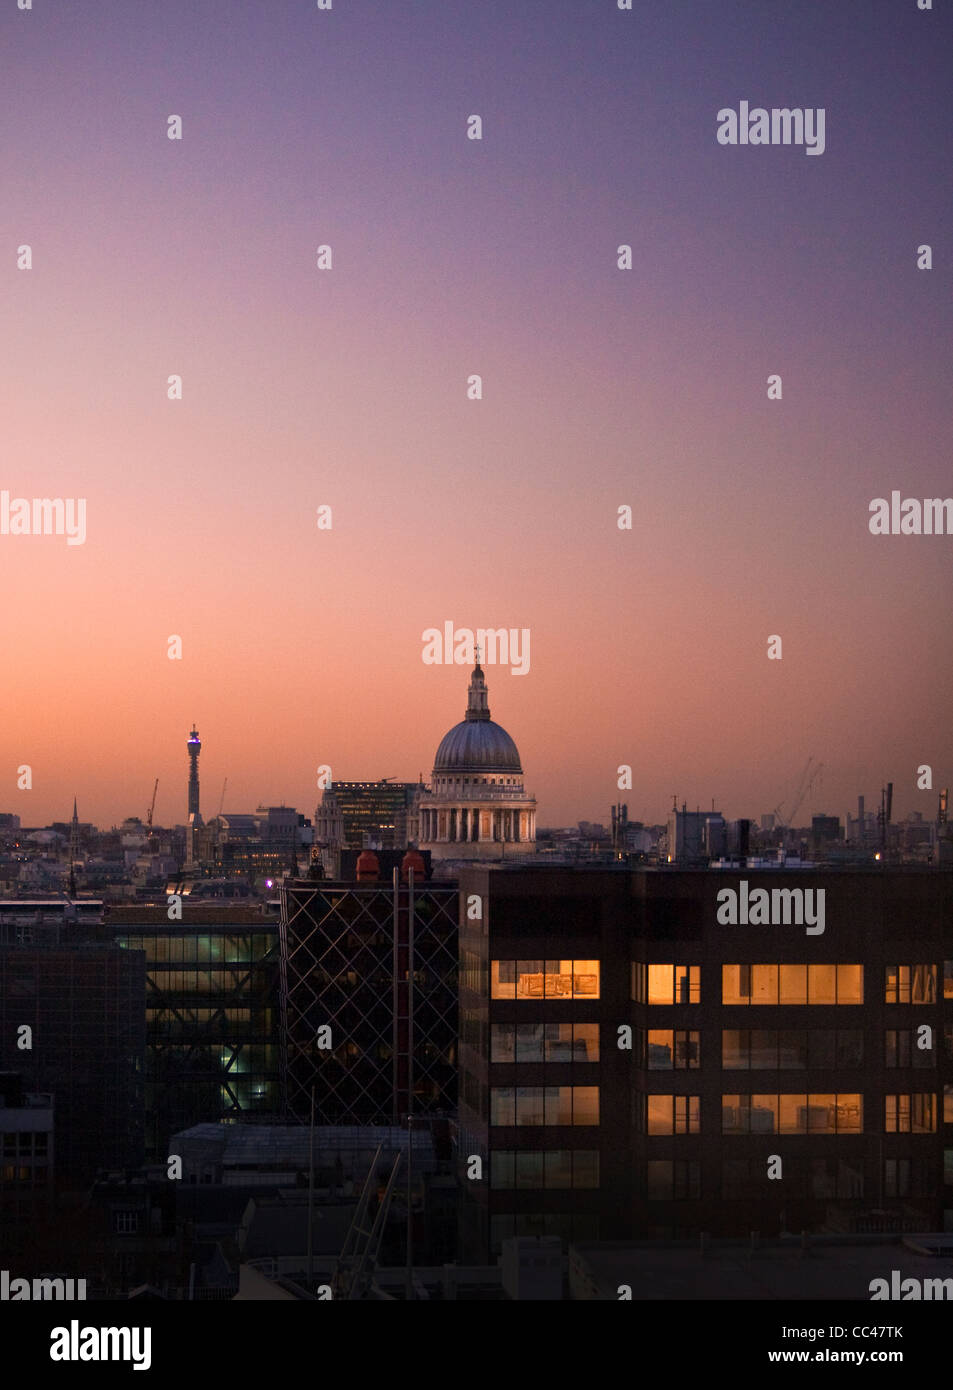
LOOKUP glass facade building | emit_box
[319,781,420,850]
[280,874,457,1125]
[112,906,281,1158]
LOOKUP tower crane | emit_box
[774,757,824,829]
[146,779,159,828]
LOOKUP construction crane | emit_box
[773,757,824,829]
[146,779,159,828]
[218,778,228,817]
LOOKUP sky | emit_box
[1,0,951,830]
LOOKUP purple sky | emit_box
[1,0,951,829]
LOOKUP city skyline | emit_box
[1,0,951,1328]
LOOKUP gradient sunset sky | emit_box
[1,0,950,830]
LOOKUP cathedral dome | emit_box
[434,719,523,773]
[432,662,524,774]
[420,660,536,863]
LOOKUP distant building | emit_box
[314,781,422,876]
[812,815,842,851]
[192,808,304,882]
[418,661,536,865]
[666,806,723,865]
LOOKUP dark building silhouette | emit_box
[280,856,457,1124]
[0,905,145,1184]
[457,864,953,1261]
[0,1071,54,1237]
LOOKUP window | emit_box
[945,961,953,1001]
[723,964,863,1004]
[114,1211,139,1235]
[490,1024,516,1062]
[646,1159,700,1200]
[811,1158,864,1199]
[515,1153,543,1189]
[492,960,600,999]
[722,1094,862,1134]
[885,1093,936,1133]
[722,1156,859,1201]
[834,1030,864,1067]
[570,1023,600,1062]
[883,1156,927,1200]
[491,1022,600,1063]
[721,1029,862,1069]
[643,1030,700,1069]
[722,1029,749,1068]
[632,963,700,1004]
[490,1150,599,1190]
[885,964,937,1004]
[945,1085,953,1124]
[884,1158,911,1198]
[886,1029,936,1069]
[645,1094,700,1134]
[490,1086,599,1126]
[517,1087,546,1125]
[779,964,807,1004]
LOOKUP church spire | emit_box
[465,653,491,722]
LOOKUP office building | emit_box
[313,781,422,879]
[111,904,281,1158]
[0,905,145,1183]
[280,857,457,1125]
[457,863,953,1261]
[0,1072,53,1230]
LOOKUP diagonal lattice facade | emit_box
[279,877,458,1125]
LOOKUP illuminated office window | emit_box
[645,1094,700,1134]
[885,964,937,1004]
[779,964,807,1004]
[723,1094,862,1134]
[724,965,863,1004]
[635,964,700,1004]
[644,1030,700,1069]
[885,1093,936,1133]
[492,960,600,999]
